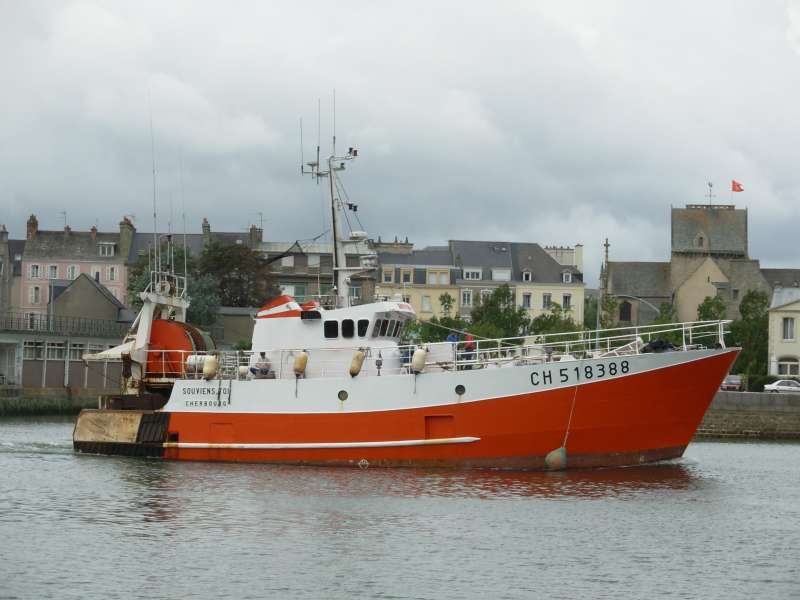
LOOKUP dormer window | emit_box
[463,268,481,280]
[99,242,115,257]
[562,271,572,284]
[522,271,532,282]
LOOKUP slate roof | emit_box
[450,240,514,270]
[762,268,800,289]
[671,206,747,256]
[379,246,453,267]
[770,287,800,310]
[511,243,581,284]
[607,261,672,298]
[24,230,120,261]
[128,231,253,263]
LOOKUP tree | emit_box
[583,296,598,329]
[650,301,682,345]
[470,284,530,340]
[127,246,222,327]
[697,295,727,321]
[728,289,769,377]
[199,241,278,307]
[439,293,455,318]
[600,295,618,329]
[530,302,580,336]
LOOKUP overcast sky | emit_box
[2,1,800,285]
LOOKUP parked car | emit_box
[764,379,800,393]
[720,374,743,391]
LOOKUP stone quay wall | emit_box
[695,391,800,440]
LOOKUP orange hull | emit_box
[157,349,737,469]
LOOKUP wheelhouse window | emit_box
[392,320,401,337]
[783,317,795,341]
[379,319,390,337]
[324,320,338,339]
[357,319,369,337]
[341,319,355,338]
[372,319,383,337]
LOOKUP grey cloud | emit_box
[2,1,800,287]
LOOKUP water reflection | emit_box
[105,460,698,503]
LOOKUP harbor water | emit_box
[1,417,798,599]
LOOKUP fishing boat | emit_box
[73,144,738,470]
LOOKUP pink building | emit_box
[19,215,134,324]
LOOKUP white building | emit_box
[767,287,800,376]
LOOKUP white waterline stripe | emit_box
[165,437,480,450]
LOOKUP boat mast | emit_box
[301,97,358,308]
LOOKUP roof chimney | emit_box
[26,214,38,240]
[64,225,72,236]
[90,225,97,241]
[249,224,262,248]
[0,224,7,243]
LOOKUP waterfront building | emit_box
[19,215,133,324]
[258,237,377,305]
[605,204,772,325]
[767,287,800,377]
[375,238,585,325]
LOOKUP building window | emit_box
[783,318,795,341]
[29,264,40,279]
[461,289,472,307]
[480,289,491,303]
[26,313,39,330]
[427,271,437,285]
[733,288,740,301]
[463,269,481,280]
[46,342,65,360]
[522,271,532,282]
[696,235,704,248]
[563,294,572,310]
[439,272,448,285]
[402,294,411,304]
[619,300,632,322]
[562,272,572,284]
[401,269,412,284]
[107,266,117,281]
[29,286,41,305]
[522,293,531,309]
[421,296,432,312]
[281,255,294,268]
[91,265,101,281]
[99,243,115,257]
[48,265,58,279]
[67,265,79,279]
[778,357,800,376]
[542,293,552,309]
[349,285,362,300]
[69,343,85,361]
[307,254,320,267]
[383,269,394,283]
[23,341,44,360]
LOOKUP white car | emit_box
[764,379,800,393]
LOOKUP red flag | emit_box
[732,180,744,192]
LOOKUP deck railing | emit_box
[139,320,731,382]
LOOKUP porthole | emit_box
[338,390,349,401]
[455,384,465,396]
